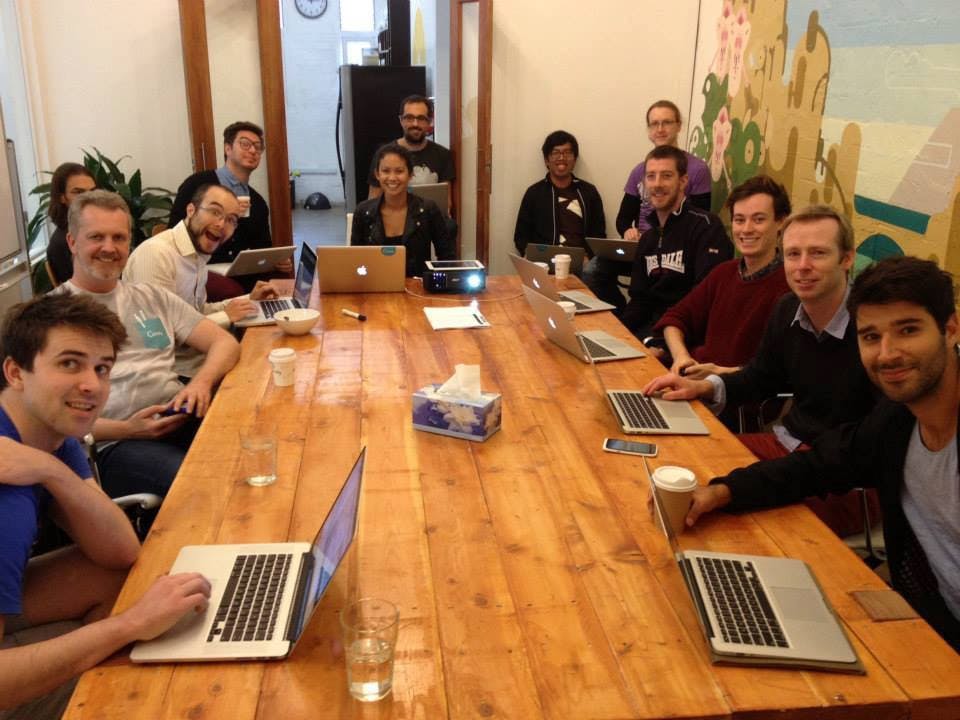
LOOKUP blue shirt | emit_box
[0,407,91,614]
[215,165,250,198]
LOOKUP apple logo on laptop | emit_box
[258,259,267,265]
[533,278,541,289]
[548,317,557,330]
[356,265,368,276]
[616,248,625,255]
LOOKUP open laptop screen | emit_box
[293,244,317,307]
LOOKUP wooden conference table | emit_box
[64,276,960,719]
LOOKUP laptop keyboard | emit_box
[609,392,669,430]
[261,299,294,319]
[207,553,293,643]
[696,557,789,648]
[580,335,616,359]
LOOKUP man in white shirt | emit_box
[54,190,240,500]
[123,184,277,375]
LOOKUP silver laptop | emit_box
[522,286,644,363]
[510,254,614,313]
[589,359,709,435]
[408,181,449,211]
[130,448,365,663]
[524,244,586,274]
[316,245,406,293]
[645,460,863,673]
[586,237,639,263]
[207,245,295,277]
[234,244,317,328]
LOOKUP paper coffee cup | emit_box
[557,300,576,320]
[652,465,697,534]
[554,253,572,280]
[269,348,296,387]
[237,195,251,218]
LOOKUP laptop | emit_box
[408,181,449,211]
[522,286,644,363]
[589,359,709,435]
[644,459,863,673]
[586,237,639,263]
[234,244,317,328]
[316,246,406,293]
[510,254,614,313]
[524,244,586,274]
[130,448,366,663]
[207,245,295,277]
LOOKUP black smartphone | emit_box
[602,438,658,457]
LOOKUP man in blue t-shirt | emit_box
[0,294,211,712]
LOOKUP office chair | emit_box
[83,434,161,540]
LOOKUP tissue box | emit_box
[412,383,502,441]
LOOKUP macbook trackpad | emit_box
[772,587,829,622]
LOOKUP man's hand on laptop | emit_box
[225,297,259,323]
[120,573,212,641]
[249,281,279,301]
[680,362,740,381]
[642,372,714,401]
[274,257,294,275]
[685,484,732,527]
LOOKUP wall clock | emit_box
[295,0,327,19]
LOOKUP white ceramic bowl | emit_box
[274,308,320,335]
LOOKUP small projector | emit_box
[422,259,486,293]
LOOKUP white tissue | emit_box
[435,364,482,401]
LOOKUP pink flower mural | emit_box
[712,0,734,80]
[729,6,752,94]
[711,106,732,182]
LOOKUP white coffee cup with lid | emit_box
[553,253,572,280]
[268,348,296,387]
[651,465,697,534]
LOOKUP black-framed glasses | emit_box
[400,113,430,124]
[235,137,265,153]
[647,120,677,130]
[198,205,239,228]
[548,150,575,160]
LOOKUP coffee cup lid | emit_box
[652,465,696,491]
[554,253,571,260]
[269,348,296,361]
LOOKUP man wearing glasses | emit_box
[169,122,290,293]
[513,130,606,261]
[584,101,713,310]
[124,185,277,374]
[367,95,455,202]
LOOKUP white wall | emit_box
[17,0,191,195]
[206,0,270,203]
[281,0,343,205]
[488,1,701,274]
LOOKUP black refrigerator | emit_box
[337,65,426,212]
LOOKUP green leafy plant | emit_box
[27,147,174,252]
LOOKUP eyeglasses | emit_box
[400,114,431,124]
[235,137,264,153]
[198,205,239,228]
[648,120,678,130]
[548,150,575,160]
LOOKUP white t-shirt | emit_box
[54,281,205,420]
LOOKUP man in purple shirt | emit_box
[584,100,712,310]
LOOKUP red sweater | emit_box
[653,259,790,367]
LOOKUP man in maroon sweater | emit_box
[653,176,791,378]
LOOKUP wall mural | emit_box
[690,0,960,275]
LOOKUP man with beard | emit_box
[367,95,455,202]
[124,184,277,375]
[680,256,960,652]
[53,190,240,501]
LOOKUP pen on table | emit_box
[473,313,488,326]
[341,308,367,322]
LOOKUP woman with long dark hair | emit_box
[46,162,96,285]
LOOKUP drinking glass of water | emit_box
[339,597,399,702]
[239,430,277,487]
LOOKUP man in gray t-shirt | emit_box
[679,256,960,651]
[54,191,240,501]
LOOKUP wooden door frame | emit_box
[177,0,292,248]
[451,0,492,265]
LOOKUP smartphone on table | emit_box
[602,438,658,457]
